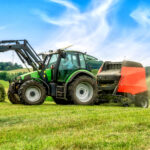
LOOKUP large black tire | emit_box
[0,84,5,102]
[19,80,46,105]
[135,95,149,108]
[68,76,97,105]
[8,83,20,104]
[53,98,72,105]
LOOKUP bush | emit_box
[91,69,98,75]
[0,72,9,81]
[0,84,5,102]
[0,72,27,81]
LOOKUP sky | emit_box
[0,0,150,66]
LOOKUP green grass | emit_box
[0,79,150,149]
[0,80,9,90]
[0,102,150,150]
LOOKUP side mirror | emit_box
[57,49,66,58]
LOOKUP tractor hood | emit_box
[18,69,51,81]
[20,71,40,80]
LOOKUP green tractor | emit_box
[0,40,102,105]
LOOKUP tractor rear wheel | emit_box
[68,76,97,105]
[135,95,149,108]
[8,83,20,104]
[19,80,46,105]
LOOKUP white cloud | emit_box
[36,0,118,56]
[14,0,150,66]
[33,0,81,26]
[48,0,78,11]
[33,9,83,26]
[130,6,150,27]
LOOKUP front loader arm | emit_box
[0,40,42,70]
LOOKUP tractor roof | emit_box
[39,49,85,55]
[39,49,98,60]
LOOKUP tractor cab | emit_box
[44,50,87,82]
[42,50,103,82]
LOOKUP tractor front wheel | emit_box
[68,76,97,105]
[19,80,46,105]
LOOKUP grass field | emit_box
[0,68,31,73]
[0,80,9,90]
[0,79,150,149]
[1,102,150,150]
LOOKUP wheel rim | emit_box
[76,82,93,103]
[25,86,41,102]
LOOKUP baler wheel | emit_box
[135,95,149,108]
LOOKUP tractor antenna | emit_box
[60,45,73,50]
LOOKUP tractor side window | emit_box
[72,54,79,68]
[58,53,79,81]
[59,53,79,70]
[84,55,98,61]
[47,54,58,68]
[79,54,86,69]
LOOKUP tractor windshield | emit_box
[59,53,79,69]
[45,54,58,68]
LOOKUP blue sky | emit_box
[0,0,150,66]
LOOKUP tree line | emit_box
[0,62,22,71]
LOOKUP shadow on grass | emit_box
[0,100,139,108]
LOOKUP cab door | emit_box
[57,52,80,82]
[45,54,58,82]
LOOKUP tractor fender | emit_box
[64,70,96,99]
[66,70,96,84]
